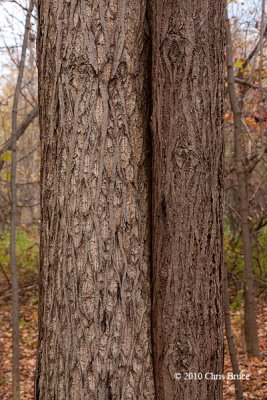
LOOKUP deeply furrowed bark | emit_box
[35,1,155,399]
[150,1,225,399]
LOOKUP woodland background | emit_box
[0,0,267,399]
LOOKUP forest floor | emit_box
[0,282,266,399]
[223,298,267,399]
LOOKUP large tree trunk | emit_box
[150,1,225,399]
[225,10,261,359]
[35,1,155,398]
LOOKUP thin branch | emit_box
[234,77,261,89]
[0,263,12,287]
[242,22,267,69]
[0,107,38,171]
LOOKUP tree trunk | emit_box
[35,1,155,399]
[150,1,225,399]
[10,100,20,400]
[225,10,261,359]
[10,2,34,398]
[223,268,244,400]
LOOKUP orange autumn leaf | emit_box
[224,113,232,121]
[244,117,257,127]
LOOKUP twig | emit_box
[0,263,11,287]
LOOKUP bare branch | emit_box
[242,22,267,69]
[0,107,38,171]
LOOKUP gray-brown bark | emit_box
[10,2,34,398]
[35,1,155,399]
[225,10,261,359]
[150,1,225,399]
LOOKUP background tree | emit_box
[10,2,34,398]
[224,0,267,361]
[0,1,39,398]
[226,7,261,359]
[223,267,244,400]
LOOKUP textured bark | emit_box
[150,1,225,399]
[35,1,155,399]
[225,10,261,359]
